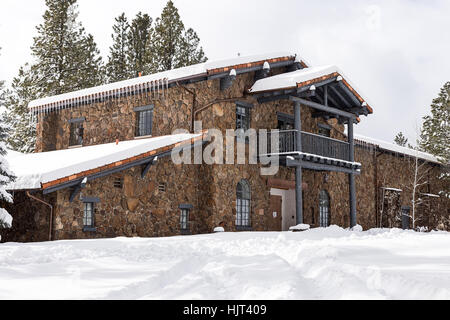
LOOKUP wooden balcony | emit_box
[259,130,361,173]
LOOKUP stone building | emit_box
[2,52,449,243]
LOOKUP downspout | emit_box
[176,82,197,133]
[194,97,246,121]
[176,82,247,133]
[374,151,383,227]
[26,191,53,241]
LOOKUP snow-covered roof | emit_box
[28,52,304,112]
[355,134,441,164]
[381,187,403,192]
[248,65,373,113]
[420,193,440,198]
[5,133,202,191]
[5,149,24,159]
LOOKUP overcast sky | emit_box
[0,0,449,144]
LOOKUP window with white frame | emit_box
[319,190,330,227]
[180,209,189,231]
[236,102,252,142]
[179,204,192,233]
[83,202,94,228]
[236,179,251,227]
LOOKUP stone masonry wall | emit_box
[53,157,204,240]
[18,65,448,243]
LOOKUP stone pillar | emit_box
[348,118,357,228]
[294,101,303,225]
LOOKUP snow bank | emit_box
[213,227,225,233]
[5,133,201,190]
[1,227,448,300]
[289,224,310,231]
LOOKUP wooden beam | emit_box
[69,179,87,203]
[286,157,361,175]
[289,96,356,119]
[335,82,361,107]
[141,157,158,178]
[257,90,315,104]
[296,77,338,94]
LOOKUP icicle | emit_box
[150,81,153,99]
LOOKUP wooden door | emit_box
[270,195,283,231]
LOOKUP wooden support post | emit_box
[348,120,357,228]
[294,101,303,225]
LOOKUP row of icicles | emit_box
[29,77,170,125]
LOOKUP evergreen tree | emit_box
[152,1,207,72]
[128,12,153,77]
[175,28,207,69]
[0,47,4,106]
[30,0,104,95]
[3,0,104,153]
[2,65,38,153]
[419,81,450,164]
[394,132,408,147]
[0,114,15,231]
[106,13,131,82]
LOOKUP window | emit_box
[236,179,251,228]
[82,197,99,232]
[179,204,193,234]
[318,124,331,137]
[180,209,189,231]
[83,202,94,228]
[319,190,330,227]
[277,112,294,130]
[236,102,252,142]
[135,105,154,137]
[69,118,85,146]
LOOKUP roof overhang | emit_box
[6,132,207,193]
[28,52,306,115]
[248,65,373,120]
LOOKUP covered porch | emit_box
[250,65,373,228]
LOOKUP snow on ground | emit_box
[1,226,449,300]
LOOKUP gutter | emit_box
[26,191,53,241]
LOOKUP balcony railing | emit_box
[260,130,350,162]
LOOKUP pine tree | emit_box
[30,0,104,95]
[2,65,38,153]
[0,113,15,230]
[419,81,450,164]
[152,1,207,72]
[106,13,131,83]
[175,28,207,68]
[128,12,153,77]
[0,47,4,107]
[394,132,408,147]
[3,0,104,153]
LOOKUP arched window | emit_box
[319,190,330,227]
[236,180,251,227]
